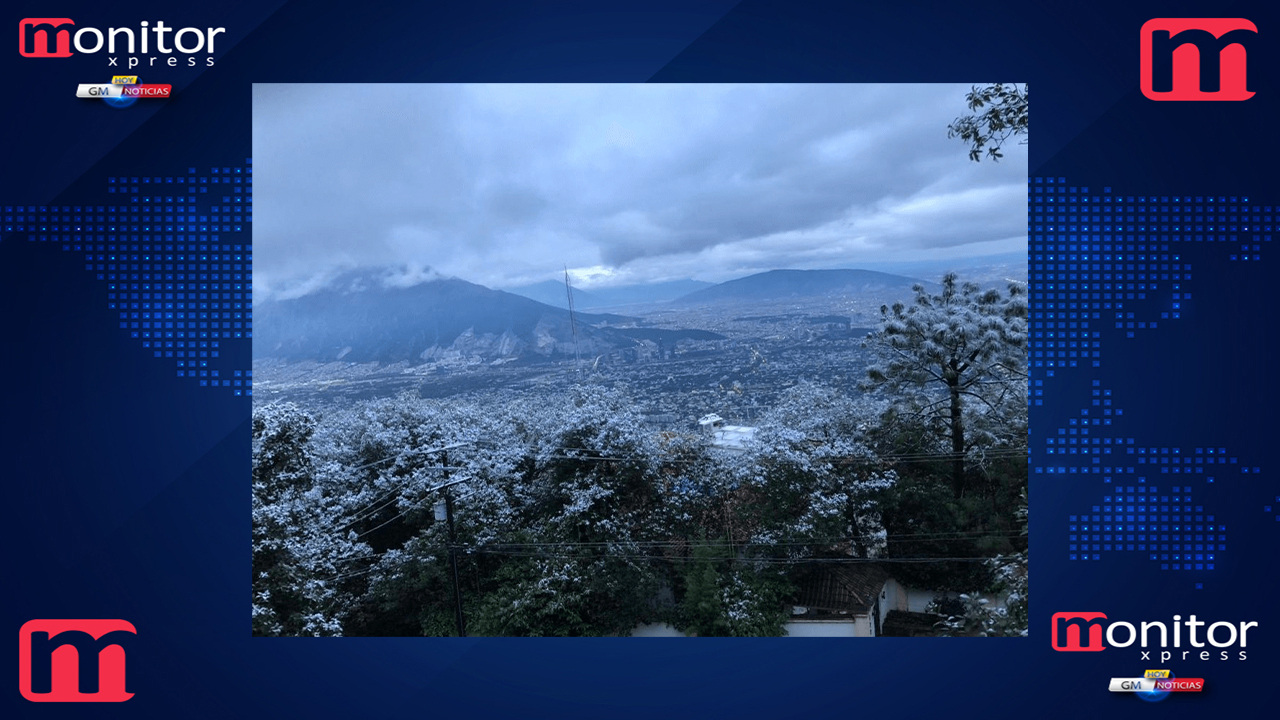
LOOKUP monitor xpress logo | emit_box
[18,620,136,702]
[19,18,224,67]
[1140,18,1258,100]
[1052,612,1258,662]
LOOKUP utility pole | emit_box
[433,453,468,638]
[445,489,466,637]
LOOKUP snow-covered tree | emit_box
[463,386,667,636]
[252,402,372,636]
[251,376,996,636]
[864,273,1027,498]
[947,82,1028,162]
[723,382,895,558]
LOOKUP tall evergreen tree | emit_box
[864,274,1027,497]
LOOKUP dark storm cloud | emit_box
[252,83,1026,297]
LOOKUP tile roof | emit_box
[792,563,891,613]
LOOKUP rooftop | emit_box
[791,563,891,616]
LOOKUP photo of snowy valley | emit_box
[251,83,1030,637]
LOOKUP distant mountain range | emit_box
[255,270,631,364]
[254,269,720,364]
[507,278,714,309]
[672,268,928,305]
[847,252,1026,288]
[254,266,936,365]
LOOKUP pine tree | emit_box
[865,273,1027,497]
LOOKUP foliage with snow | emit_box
[864,272,1027,498]
[251,272,1027,637]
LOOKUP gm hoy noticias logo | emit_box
[77,75,172,109]
[1052,612,1258,662]
[18,18,224,68]
[18,620,137,702]
[1109,670,1205,703]
[1141,18,1258,101]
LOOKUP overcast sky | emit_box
[253,83,1026,299]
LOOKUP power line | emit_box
[313,548,1004,583]
[354,476,471,540]
[346,442,471,473]
[316,531,1023,572]
[329,465,470,533]
[316,564,383,584]
[467,532,1026,548]
[462,550,997,564]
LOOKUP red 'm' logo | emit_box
[18,620,136,702]
[17,18,74,57]
[1140,18,1257,101]
[1051,611,1108,652]
[18,18,75,57]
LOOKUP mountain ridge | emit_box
[673,268,930,305]
[253,270,635,364]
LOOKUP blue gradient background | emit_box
[3,1,1276,717]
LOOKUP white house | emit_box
[698,413,758,452]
